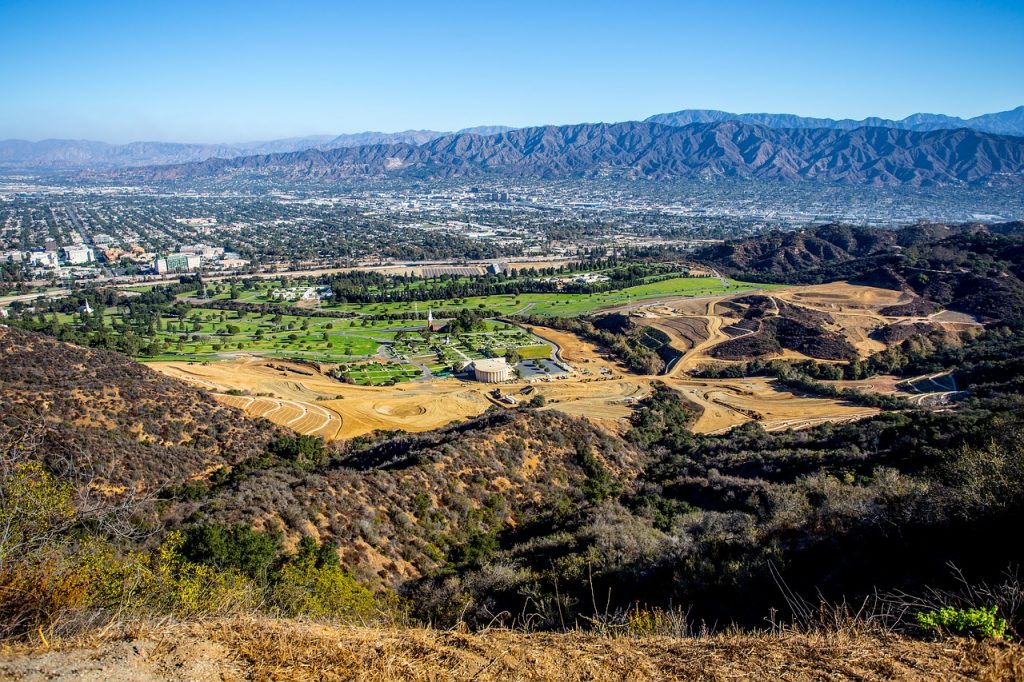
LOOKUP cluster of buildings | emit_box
[1,236,247,279]
[537,272,612,287]
[2,243,96,273]
[153,244,248,274]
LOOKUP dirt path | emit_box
[1,618,1018,681]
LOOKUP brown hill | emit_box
[173,408,644,583]
[694,222,1024,325]
[0,325,284,494]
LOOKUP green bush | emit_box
[270,538,379,619]
[268,434,329,470]
[179,523,280,580]
[916,606,1009,640]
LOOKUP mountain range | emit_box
[2,106,1022,173]
[121,120,1024,187]
[0,126,513,170]
[645,105,1024,136]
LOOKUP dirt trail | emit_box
[1,618,1018,681]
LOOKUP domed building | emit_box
[471,357,513,383]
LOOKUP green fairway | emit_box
[56,274,777,365]
[181,275,775,318]
[310,276,772,317]
[61,308,387,363]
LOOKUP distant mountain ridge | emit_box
[4,106,1022,171]
[0,126,514,170]
[645,106,1024,136]
[121,120,1024,187]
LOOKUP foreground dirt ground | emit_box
[1,618,1022,681]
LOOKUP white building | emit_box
[61,245,95,265]
[28,251,59,269]
[180,244,225,259]
[472,357,513,383]
[1,250,25,263]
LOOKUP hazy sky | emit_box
[1,0,1021,143]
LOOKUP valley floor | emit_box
[1,618,1020,681]
[149,282,953,439]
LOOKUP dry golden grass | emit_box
[774,282,912,312]
[2,617,1021,681]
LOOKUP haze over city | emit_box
[1,0,1022,143]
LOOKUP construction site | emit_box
[150,281,979,440]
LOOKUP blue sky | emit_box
[1,0,1021,143]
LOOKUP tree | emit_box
[179,523,280,581]
[267,435,329,470]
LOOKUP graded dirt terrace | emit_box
[149,282,964,440]
[152,358,494,440]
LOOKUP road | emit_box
[65,205,114,278]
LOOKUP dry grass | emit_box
[1,617,1021,681]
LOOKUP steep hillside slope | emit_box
[0,325,284,492]
[693,222,1024,324]
[166,408,645,582]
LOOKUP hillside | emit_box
[118,121,1024,186]
[0,127,515,170]
[693,222,1024,325]
[0,325,285,492]
[6,332,1019,628]
[169,408,645,582]
[646,105,1024,136]
[3,235,1024,666]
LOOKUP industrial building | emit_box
[471,357,513,383]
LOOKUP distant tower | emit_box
[427,307,434,332]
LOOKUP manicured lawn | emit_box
[335,361,422,386]
[313,276,773,317]
[69,275,778,365]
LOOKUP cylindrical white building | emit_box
[472,358,512,383]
